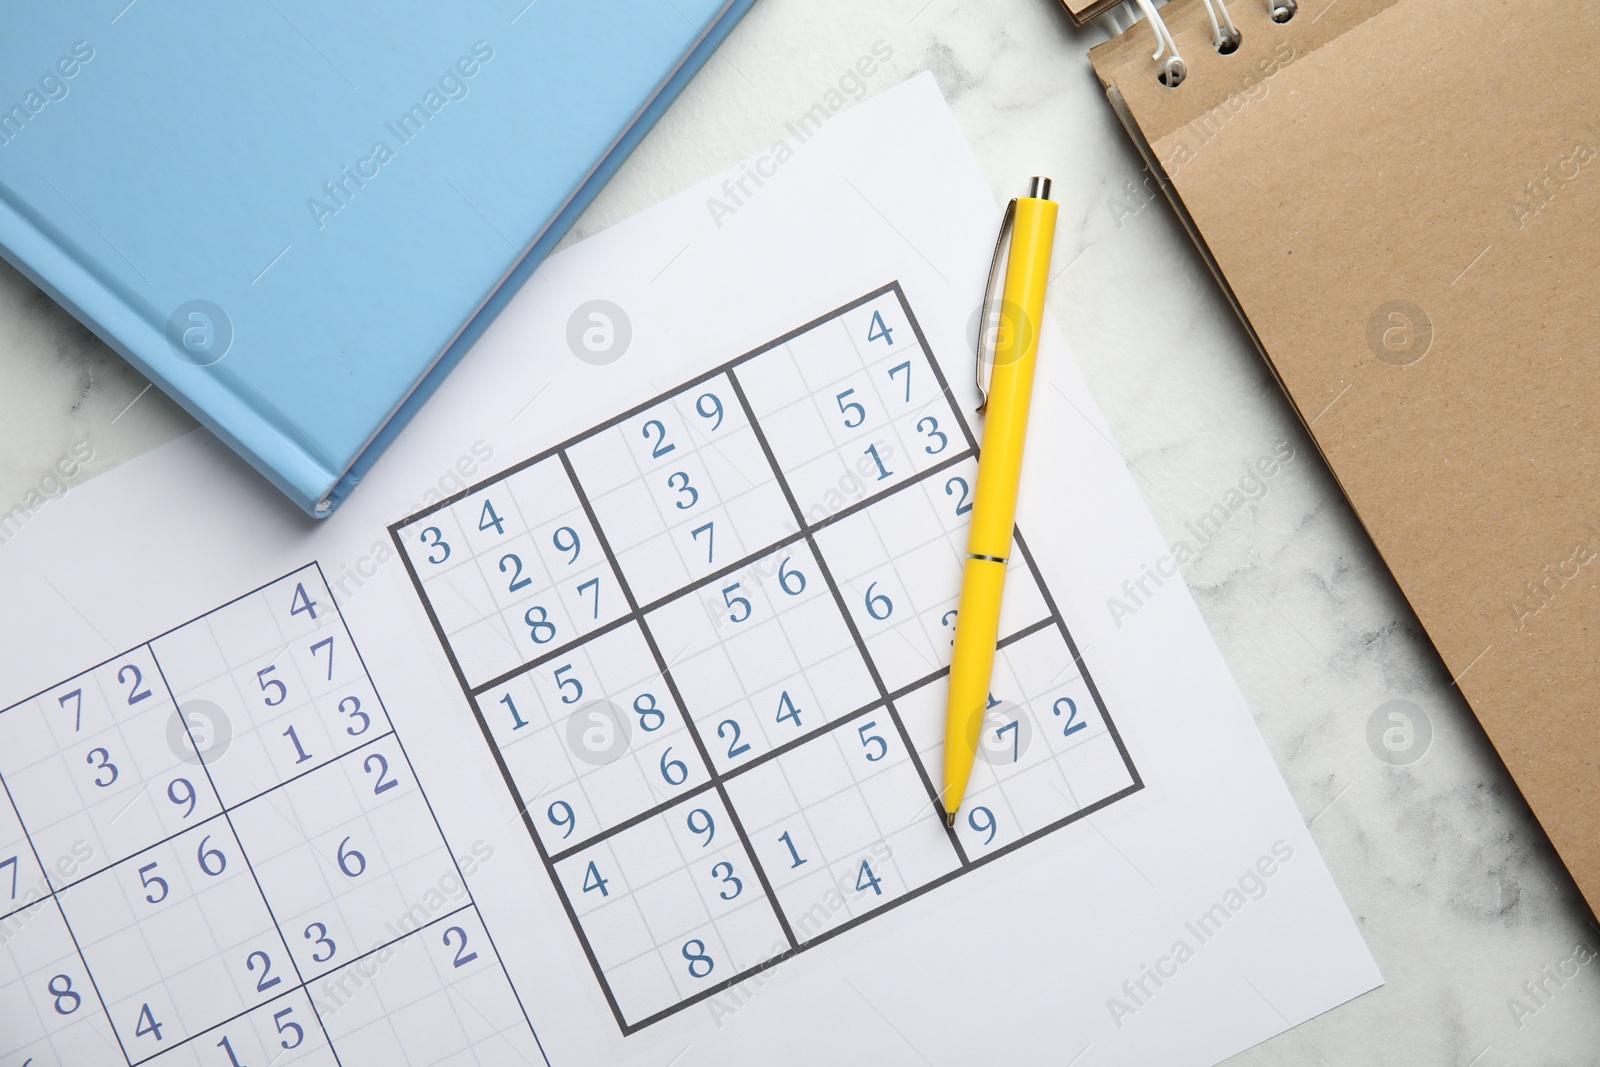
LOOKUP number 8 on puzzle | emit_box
[393,284,1142,1032]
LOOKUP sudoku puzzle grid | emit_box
[391,283,1142,1033]
[0,564,547,1067]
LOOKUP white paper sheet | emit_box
[0,74,1379,1066]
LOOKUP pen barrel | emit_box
[967,196,1057,559]
[944,194,1057,816]
[943,556,1008,810]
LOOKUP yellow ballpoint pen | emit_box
[943,177,1058,825]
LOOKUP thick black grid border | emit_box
[387,282,1144,1035]
[0,563,549,1067]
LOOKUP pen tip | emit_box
[945,812,956,828]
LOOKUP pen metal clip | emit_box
[975,197,1018,414]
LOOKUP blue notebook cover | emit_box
[0,0,755,516]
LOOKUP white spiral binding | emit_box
[1117,0,1297,86]
[1201,0,1241,53]
[1131,0,1187,86]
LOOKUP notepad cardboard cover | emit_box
[1091,0,1600,914]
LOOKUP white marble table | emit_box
[2,1,1596,1063]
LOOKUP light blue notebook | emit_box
[0,0,755,516]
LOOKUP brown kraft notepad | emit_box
[1091,0,1600,910]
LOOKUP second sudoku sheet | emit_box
[392,283,1142,1033]
[0,565,545,1066]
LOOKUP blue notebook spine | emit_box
[0,201,339,510]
